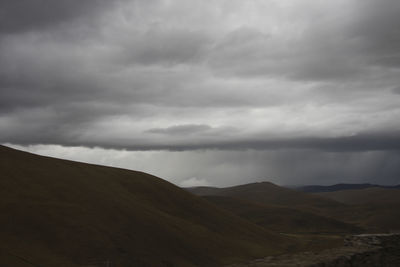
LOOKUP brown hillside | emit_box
[0,145,294,267]
[202,195,360,235]
[187,182,400,234]
[187,182,345,214]
[316,188,400,232]
[317,187,400,205]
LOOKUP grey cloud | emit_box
[139,132,400,152]
[116,27,212,66]
[392,87,400,94]
[207,0,400,81]
[0,33,285,115]
[3,129,400,153]
[1,0,400,186]
[146,124,212,135]
[348,0,400,68]
[146,124,240,137]
[0,0,118,34]
[207,27,364,81]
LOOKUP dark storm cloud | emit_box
[193,0,400,86]
[115,27,212,66]
[1,0,400,185]
[0,0,118,34]
[133,131,400,152]
[3,129,400,153]
[207,26,364,81]
[207,0,400,81]
[207,23,365,82]
[348,0,400,68]
[392,87,400,94]
[146,124,212,135]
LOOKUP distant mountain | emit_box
[0,145,294,267]
[186,181,345,214]
[294,183,400,193]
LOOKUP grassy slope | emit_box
[317,187,400,205]
[189,182,400,233]
[202,195,360,235]
[0,145,294,267]
[188,185,363,254]
[187,182,346,214]
[316,188,400,232]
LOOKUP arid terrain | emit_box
[227,234,400,267]
[1,145,399,266]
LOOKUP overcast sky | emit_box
[1,0,400,187]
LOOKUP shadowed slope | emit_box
[187,184,362,253]
[202,195,360,234]
[316,187,400,232]
[188,182,400,233]
[187,182,345,214]
[317,187,400,205]
[0,145,292,267]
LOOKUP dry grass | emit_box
[0,145,295,267]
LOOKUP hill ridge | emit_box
[0,145,293,266]
[293,183,400,193]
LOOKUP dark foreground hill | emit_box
[0,145,294,267]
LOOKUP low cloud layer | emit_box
[7,144,400,187]
[1,0,400,185]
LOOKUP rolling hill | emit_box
[315,187,400,232]
[186,182,345,214]
[202,195,360,235]
[317,187,400,205]
[187,183,363,253]
[0,145,295,267]
[187,182,400,234]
